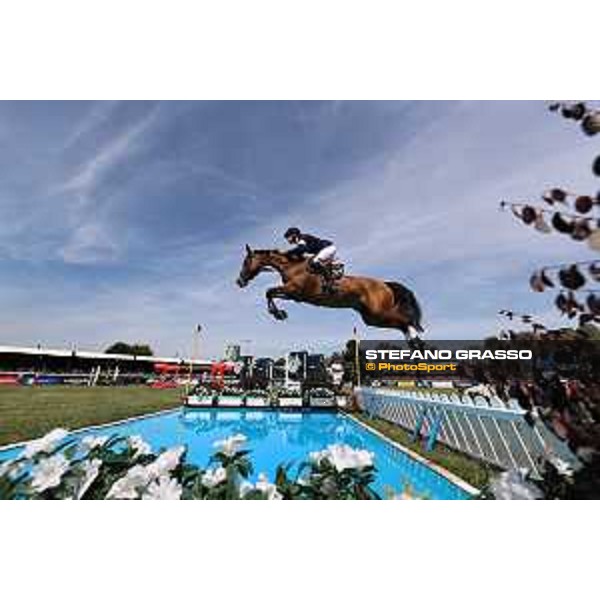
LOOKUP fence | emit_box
[356,387,576,478]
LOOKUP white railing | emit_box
[356,387,576,477]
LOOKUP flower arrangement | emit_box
[245,388,269,398]
[219,385,245,397]
[190,385,215,398]
[0,429,381,500]
[11,427,571,500]
[272,386,302,398]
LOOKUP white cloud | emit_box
[61,101,121,150]
[58,222,120,265]
[57,105,160,264]
[60,105,158,204]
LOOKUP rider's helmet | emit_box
[284,227,301,242]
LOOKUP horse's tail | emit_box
[385,281,424,333]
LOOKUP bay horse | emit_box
[236,245,424,340]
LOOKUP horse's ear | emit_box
[245,244,252,255]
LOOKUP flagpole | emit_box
[353,326,361,388]
[285,353,289,390]
[188,324,201,393]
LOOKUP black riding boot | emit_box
[323,274,336,295]
[320,264,336,294]
[309,260,334,294]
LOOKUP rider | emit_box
[284,227,339,293]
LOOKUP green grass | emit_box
[0,386,182,447]
[352,413,495,489]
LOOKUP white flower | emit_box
[75,459,102,499]
[128,435,151,457]
[239,476,282,500]
[106,445,185,499]
[239,474,283,500]
[81,435,108,451]
[22,428,69,459]
[329,446,374,471]
[255,473,282,500]
[31,454,70,493]
[148,446,185,477]
[201,467,227,488]
[311,444,374,472]
[490,469,544,500]
[142,475,182,500]
[213,434,247,457]
[107,465,152,500]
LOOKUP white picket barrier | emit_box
[356,386,575,477]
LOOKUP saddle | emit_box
[307,259,345,294]
[307,259,345,280]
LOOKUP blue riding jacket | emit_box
[287,233,333,259]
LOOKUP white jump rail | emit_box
[308,396,336,409]
[278,397,303,408]
[245,396,269,408]
[356,387,576,478]
[185,395,214,407]
[217,396,244,407]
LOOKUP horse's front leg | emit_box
[266,286,290,321]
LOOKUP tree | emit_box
[105,342,154,356]
[500,101,600,497]
[342,339,358,384]
[502,101,600,331]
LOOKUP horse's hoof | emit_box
[274,310,288,321]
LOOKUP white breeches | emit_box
[313,245,337,263]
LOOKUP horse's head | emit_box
[236,244,266,287]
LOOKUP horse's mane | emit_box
[253,249,305,263]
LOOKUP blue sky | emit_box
[0,101,598,358]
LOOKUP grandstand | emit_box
[0,344,212,386]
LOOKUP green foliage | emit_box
[0,429,382,500]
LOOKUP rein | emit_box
[254,251,307,282]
